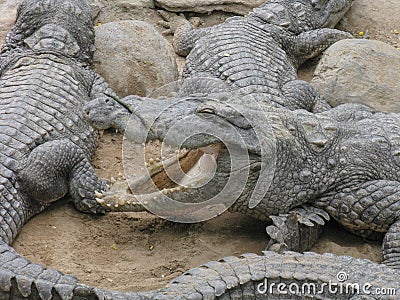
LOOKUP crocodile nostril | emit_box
[312,139,328,148]
[311,0,320,8]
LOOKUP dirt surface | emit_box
[3,0,395,294]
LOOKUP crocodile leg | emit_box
[292,28,353,64]
[158,11,211,57]
[281,79,321,111]
[18,139,106,215]
[266,205,330,252]
[317,180,400,267]
[383,220,400,268]
[281,79,332,113]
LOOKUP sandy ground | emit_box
[3,0,397,294]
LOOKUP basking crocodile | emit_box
[2,246,399,299]
[85,93,400,269]
[157,0,354,112]
[0,0,122,297]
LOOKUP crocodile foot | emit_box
[74,179,109,215]
[266,205,330,253]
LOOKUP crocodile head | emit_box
[251,0,354,33]
[86,92,288,220]
[6,0,94,63]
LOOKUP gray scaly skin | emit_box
[158,0,354,112]
[85,92,400,270]
[3,244,400,299]
[0,0,124,298]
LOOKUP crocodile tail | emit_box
[0,241,149,299]
[163,251,400,299]
[1,247,400,299]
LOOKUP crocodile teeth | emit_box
[94,190,103,198]
[280,21,291,28]
[96,198,105,204]
[293,2,301,9]
[118,199,125,206]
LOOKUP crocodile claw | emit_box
[93,186,147,213]
[266,205,330,253]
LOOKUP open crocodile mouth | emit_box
[127,142,222,196]
[93,142,227,220]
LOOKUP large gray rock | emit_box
[89,0,157,24]
[94,20,178,97]
[154,0,265,15]
[0,0,21,48]
[312,39,400,113]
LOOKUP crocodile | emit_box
[0,0,125,297]
[156,0,354,112]
[85,92,400,269]
[2,245,399,299]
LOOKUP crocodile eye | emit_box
[198,107,215,115]
[287,125,297,135]
[324,126,337,132]
[310,0,324,9]
[302,122,317,132]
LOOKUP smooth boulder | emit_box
[94,20,178,97]
[312,39,400,113]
